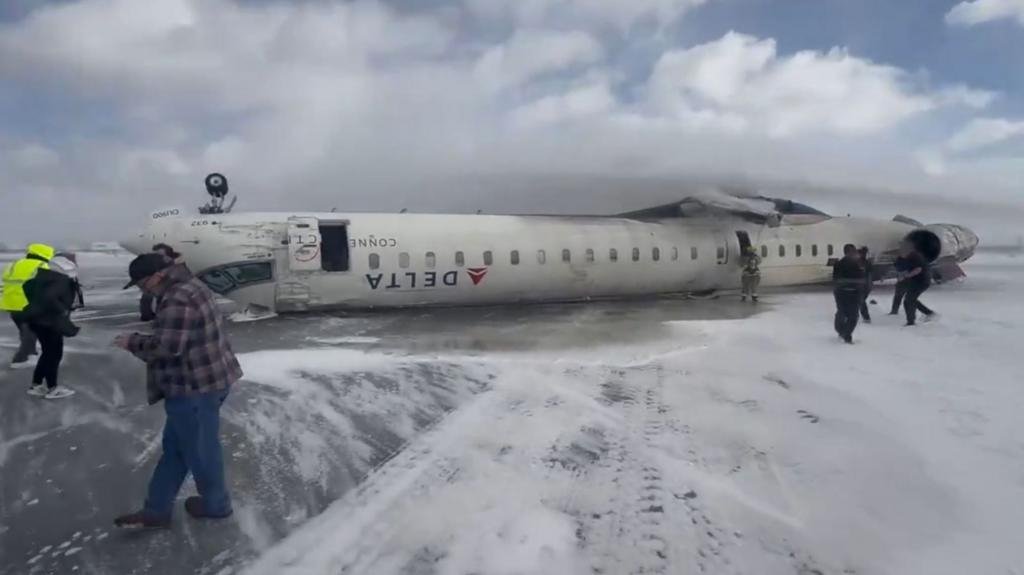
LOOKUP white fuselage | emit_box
[122,209,961,313]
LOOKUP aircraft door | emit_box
[736,231,752,254]
[287,216,322,272]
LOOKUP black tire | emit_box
[205,173,229,198]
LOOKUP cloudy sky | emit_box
[1,0,1022,245]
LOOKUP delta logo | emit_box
[365,267,489,290]
[467,267,488,285]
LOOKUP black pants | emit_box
[860,289,872,321]
[834,288,861,341]
[890,282,908,314]
[904,283,934,325]
[30,325,64,390]
[10,313,37,363]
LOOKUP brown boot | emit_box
[113,510,171,529]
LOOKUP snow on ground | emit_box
[240,254,1024,575]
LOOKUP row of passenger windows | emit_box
[760,244,837,258]
[366,244,839,270]
[370,247,693,270]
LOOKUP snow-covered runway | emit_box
[2,252,1022,574]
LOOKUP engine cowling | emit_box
[904,224,979,263]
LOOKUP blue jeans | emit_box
[144,389,232,519]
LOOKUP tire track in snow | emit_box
[243,384,503,575]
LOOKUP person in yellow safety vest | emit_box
[1,243,55,367]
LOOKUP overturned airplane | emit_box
[120,175,979,315]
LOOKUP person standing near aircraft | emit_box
[139,243,185,322]
[889,253,910,315]
[900,242,936,326]
[858,247,873,323]
[1,243,54,368]
[114,253,242,528]
[22,255,80,399]
[740,245,762,302]
[833,244,865,344]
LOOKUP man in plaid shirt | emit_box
[113,253,243,528]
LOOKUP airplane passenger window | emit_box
[652,247,660,262]
[399,252,410,268]
[812,245,819,257]
[671,247,678,261]
[484,251,493,266]
[717,247,725,260]
[537,250,546,264]
[426,252,436,269]
[585,249,595,263]
[511,250,520,265]
[779,245,786,257]
[369,253,380,269]
[455,251,465,267]
[761,245,768,258]
[609,248,618,262]
[796,245,803,257]
[828,244,834,256]
[691,247,698,260]
[632,247,640,262]
[562,249,571,263]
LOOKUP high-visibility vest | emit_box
[1,244,55,312]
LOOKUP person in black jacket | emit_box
[833,244,865,344]
[889,254,909,315]
[899,242,936,326]
[22,256,80,399]
[858,247,873,323]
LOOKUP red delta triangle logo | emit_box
[467,267,488,285]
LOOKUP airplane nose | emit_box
[119,232,149,255]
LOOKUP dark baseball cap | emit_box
[123,253,171,289]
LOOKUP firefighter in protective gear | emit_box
[2,243,55,366]
[740,245,762,302]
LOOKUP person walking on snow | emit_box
[22,256,81,399]
[1,243,54,368]
[833,244,865,344]
[740,245,762,302]
[858,246,874,323]
[899,241,936,326]
[113,253,242,529]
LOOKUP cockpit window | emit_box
[198,261,273,295]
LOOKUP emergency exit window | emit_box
[609,248,618,262]
[510,250,520,265]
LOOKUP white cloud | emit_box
[464,0,709,29]
[509,76,616,128]
[474,29,604,91]
[0,0,1019,245]
[647,32,942,138]
[11,144,60,170]
[946,0,1024,27]
[946,117,1024,152]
